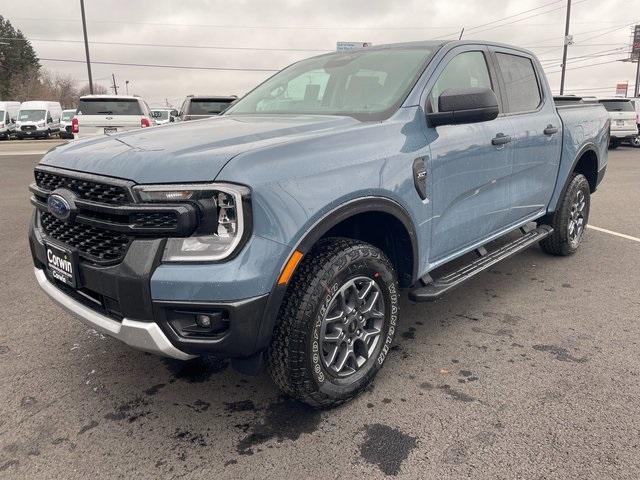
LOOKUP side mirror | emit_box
[427,87,499,127]
[169,116,175,122]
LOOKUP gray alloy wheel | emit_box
[567,189,587,248]
[320,276,385,378]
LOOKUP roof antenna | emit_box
[459,27,465,40]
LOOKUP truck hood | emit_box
[41,115,360,183]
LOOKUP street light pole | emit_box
[559,0,572,95]
[80,0,93,94]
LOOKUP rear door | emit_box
[491,48,562,224]
[426,46,515,263]
[77,98,143,135]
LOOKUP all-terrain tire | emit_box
[267,237,399,408]
[540,173,590,256]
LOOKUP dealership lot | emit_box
[0,143,639,479]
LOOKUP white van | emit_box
[59,109,76,139]
[16,101,63,139]
[0,101,20,139]
[74,95,155,138]
[598,98,639,149]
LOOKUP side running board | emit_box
[409,225,553,302]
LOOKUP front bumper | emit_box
[29,213,284,359]
[34,267,195,360]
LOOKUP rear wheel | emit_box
[267,238,399,408]
[540,173,590,256]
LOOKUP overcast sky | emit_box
[2,0,638,107]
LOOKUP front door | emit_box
[426,48,514,263]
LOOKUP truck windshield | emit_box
[189,100,232,115]
[77,98,142,115]
[0,111,4,121]
[19,110,46,122]
[61,111,75,121]
[599,100,634,112]
[226,47,435,120]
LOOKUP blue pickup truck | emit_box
[29,40,609,407]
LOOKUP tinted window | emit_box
[188,99,233,115]
[429,51,492,113]
[62,111,75,121]
[496,53,541,113]
[227,47,436,120]
[598,100,634,112]
[77,98,142,115]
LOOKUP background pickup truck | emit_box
[29,40,609,408]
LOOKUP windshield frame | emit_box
[224,45,441,122]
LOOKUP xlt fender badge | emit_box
[413,157,428,200]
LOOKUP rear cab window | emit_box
[495,52,542,113]
[188,99,233,115]
[77,98,143,116]
[598,100,635,112]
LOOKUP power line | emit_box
[545,57,628,74]
[38,57,280,72]
[0,36,330,53]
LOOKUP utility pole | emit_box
[111,73,118,95]
[80,0,93,94]
[635,59,640,97]
[559,0,572,95]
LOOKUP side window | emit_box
[495,53,541,113]
[47,113,53,123]
[429,51,492,113]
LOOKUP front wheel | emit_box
[540,173,590,256]
[630,135,640,148]
[267,238,399,408]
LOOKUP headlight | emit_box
[133,183,250,262]
[37,122,45,128]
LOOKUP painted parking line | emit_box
[588,225,640,243]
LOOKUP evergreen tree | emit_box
[0,15,40,99]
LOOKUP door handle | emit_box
[491,133,512,146]
[544,125,558,135]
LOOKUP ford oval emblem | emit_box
[47,194,72,221]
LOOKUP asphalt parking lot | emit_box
[0,140,639,479]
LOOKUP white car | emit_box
[59,109,76,139]
[0,101,20,139]
[73,95,155,139]
[598,98,639,149]
[16,101,63,139]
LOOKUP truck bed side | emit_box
[547,103,610,213]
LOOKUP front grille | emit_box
[40,212,131,263]
[65,126,72,133]
[35,170,130,205]
[21,125,36,131]
[131,211,178,229]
